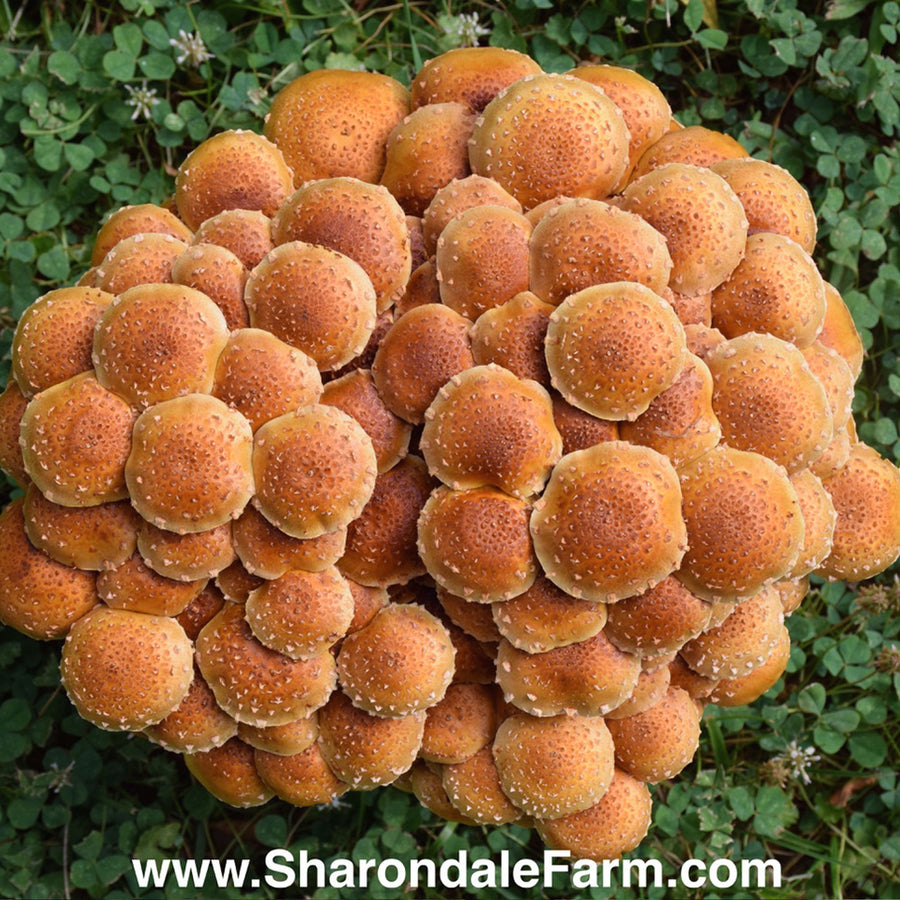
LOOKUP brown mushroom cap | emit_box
[0,379,29,486]
[802,342,854,434]
[0,497,98,640]
[528,199,673,305]
[817,282,865,381]
[435,204,533,319]
[337,602,455,717]
[710,232,826,347]
[176,584,227,641]
[442,745,525,825]
[630,125,748,182]
[395,258,442,318]
[677,445,804,602]
[23,483,139,571]
[469,74,631,209]
[270,178,411,313]
[92,283,230,409]
[97,551,206,617]
[20,372,136,507]
[775,575,810,617]
[263,69,409,185]
[91,203,194,266]
[786,469,837,579]
[345,579,390,635]
[94,232,189,294]
[816,442,900,580]
[707,622,791,707]
[255,741,350,807]
[60,605,193,731]
[605,663,672,720]
[171,243,250,331]
[437,587,502,644]
[184,737,275,808]
[550,393,619,455]
[196,603,336,727]
[530,442,687,603]
[127,394,254,534]
[238,713,319,756]
[251,404,377,540]
[496,629,641,717]
[245,566,354,660]
[668,653,719,701]
[408,761,479,824]
[605,685,701,784]
[664,285,713,328]
[380,102,477,216]
[417,485,539,603]
[137,520,235,582]
[193,208,274,269]
[420,364,562,499]
[545,282,688,421]
[420,682,499,764]
[492,712,615,819]
[175,129,295,231]
[12,286,115,397]
[215,560,264,604]
[317,689,426,789]
[620,163,749,297]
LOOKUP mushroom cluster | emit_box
[2,46,900,864]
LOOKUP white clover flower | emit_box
[773,740,821,785]
[124,81,161,121]
[169,29,215,68]
[441,11,490,48]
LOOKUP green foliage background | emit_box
[0,1,899,898]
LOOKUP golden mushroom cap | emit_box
[437,587,502,644]
[407,760,479,823]
[530,442,687,603]
[420,682,499,765]
[493,712,615,820]
[786,469,837,579]
[60,606,194,731]
[545,282,688,422]
[91,203,193,267]
[818,282,865,381]
[420,364,562,499]
[137,520,235,582]
[92,282,230,409]
[97,552,206,617]
[442,745,526,826]
[336,602,455,717]
[605,663,672,720]
[550,393,619,455]
[802,342,855,434]
[170,243,250,332]
[12,286,115,397]
[184,737,275,808]
[20,372,136,507]
[175,584,226,641]
[94,232,189,294]
[707,622,791,707]
[255,741,350,807]
[251,404,377,540]
[417,485,539,603]
[529,198,673,305]
[630,124,748,182]
[126,394,255,535]
[677,445,805,602]
[620,162,749,297]
[193,207,273,270]
[263,68,409,185]
[175,129,295,231]
[469,74,631,209]
[0,379,29,486]
[214,560,264,604]
[238,713,318,757]
[196,603,336,728]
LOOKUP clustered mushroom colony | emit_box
[2,46,900,863]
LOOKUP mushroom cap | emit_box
[251,404,377,540]
[395,258,442,318]
[492,712,615,820]
[175,129,295,230]
[668,653,720,701]
[550,393,619,455]
[345,579,390,635]
[380,102,477,216]
[126,394,255,534]
[605,685,701,784]
[0,497,98,640]
[411,47,543,113]
[491,575,607,654]
[664,285,714,328]
[707,622,791,707]
[20,372,136,507]
[171,243,250,331]
[676,445,805,602]
[255,742,350,807]
[802,342,854,434]
[408,761,480,825]
[263,68,409,185]
[91,203,194,266]
[469,74,631,209]
[529,199,673,305]
[317,689,426,789]
[435,204,533,319]
[496,629,641,718]
[214,560,264,604]
[193,208,274,270]
[212,328,323,434]
[94,232,189,294]
[545,282,688,421]
[809,424,854,481]
[0,379,29,486]
[775,575,810,616]
[336,602,456,717]
[437,587,502,644]
[417,485,539,603]
[143,667,238,754]
[420,364,562,499]
[442,745,526,825]
[23,483,138,571]
[270,178,411,313]
[60,605,194,731]
[630,125,748,182]
[680,586,786,680]
[620,163,749,297]
[184,737,275,808]
[12,286,115,397]
[245,566,354,660]
[711,157,817,255]
[706,333,833,473]
[97,552,206,616]
[196,603,337,727]
[535,767,652,861]
[530,442,687,603]
[786,469,837,579]
[92,282,230,409]
[370,303,475,424]
[238,713,318,757]
[338,455,434,587]
[604,663,672,720]
[817,282,865,381]
[420,682,499,764]
[175,584,226,641]
[710,232,826,347]
[137,520,236,582]
[816,442,900,580]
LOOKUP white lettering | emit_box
[265,849,294,889]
